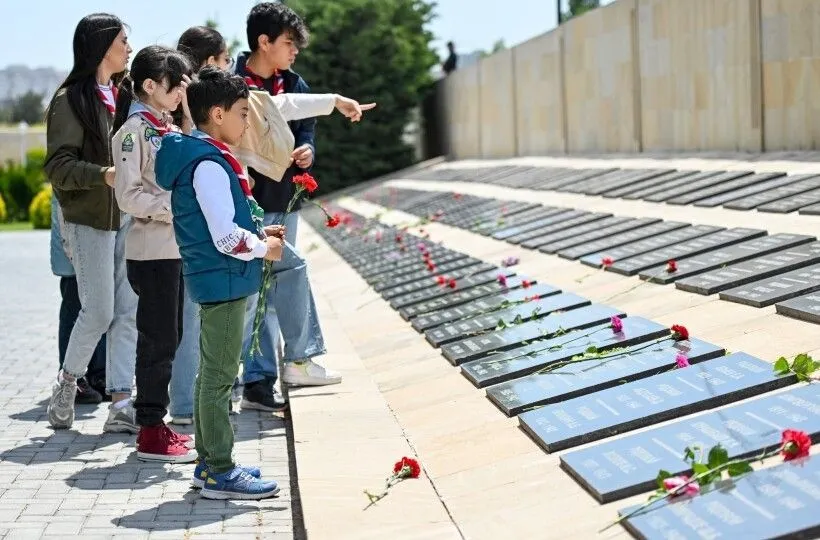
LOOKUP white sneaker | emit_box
[170,417,193,426]
[282,360,341,387]
[103,401,138,434]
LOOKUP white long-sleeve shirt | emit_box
[274,93,336,121]
[192,160,267,262]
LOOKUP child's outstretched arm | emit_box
[274,93,376,123]
[193,160,282,262]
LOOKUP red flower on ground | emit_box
[393,457,421,478]
[675,353,690,368]
[326,214,341,228]
[671,324,689,341]
[666,259,678,273]
[427,263,436,272]
[292,172,318,193]
[525,295,540,302]
[436,276,446,285]
[522,280,532,289]
[781,429,812,461]
[610,315,623,333]
[601,257,614,268]
[663,475,700,497]
[448,279,457,289]
[497,274,508,287]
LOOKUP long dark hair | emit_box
[177,26,227,70]
[113,46,192,132]
[52,13,126,159]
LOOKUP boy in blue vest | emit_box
[156,66,284,500]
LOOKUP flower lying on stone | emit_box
[522,279,532,289]
[662,475,700,497]
[666,259,677,273]
[501,256,520,268]
[610,315,623,334]
[671,324,689,341]
[675,353,690,368]
[497,274,508,287]
[601,257,614,268]
[781,429,812,461]
[364,456,421,508]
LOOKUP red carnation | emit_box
[522,280,532,289]
[781,429,812,461]
[448,278,457,289]
[292,172,318,193]
[326,214,341,228]
[393,457,421,478]
[666,259,678,273]
[497,274,508,287]
[525,295,539,302]
[601,257,614,268]
[427,263,436,272]
[436,276,446,285]
[670,324,689,341]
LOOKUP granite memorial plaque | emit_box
[560,170,648,194]
[720,263,820,307]
[486,338,724,416]
[604,171,706,199]
[398,276,553,320]
[621,457,820,540]
[776,293,820,324]
[562,383,820,503]
[367,252,473,286]
[532,168,618,191]
[607,228,767,276]
[509,212,613,246]
[540,218,662,255]
[676,241,820,295]
[758,187,820,213]
[382,263,499,300]
[518,353,795,453]
[520,216,634,250]
[693,173,806,207]
[623,171,723,201]
[801,203,820,215]
[724,175,820,210]
[667,172,784,206]
[559,222,691,260]
[583,170,676,196]
[372,258,483,292]
[493,210,585,241]
[389,268,516,309]
[638,234,815,284]
[424,292,589,347]
[642,171,752,203]
[580,225,724,268]
[460,316,669,381]
[476,206,566,236]
[359,247,458,278]
[440,304,625,364]
[410,283,564,331]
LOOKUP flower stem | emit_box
[603,267,668,304]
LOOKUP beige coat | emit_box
[113,114,180,260]
[231,91,336,182]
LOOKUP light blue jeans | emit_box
[61,216,138,394]
[168,287,199,418]
[241,211,326,385]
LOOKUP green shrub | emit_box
[0,164,44,220]
[29,184,51,229]
[25,147,47,172]
[0,192,7,223]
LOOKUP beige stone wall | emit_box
[564,0,639,153]
[513,30,566,155]
[761,0,820,150]
[441,0,820,158]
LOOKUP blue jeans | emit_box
[241,211,326,385]
[61,216,138,394]
[169,286,200,418]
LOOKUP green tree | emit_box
[285,0,438,193]
[10,91,44,124]
[205,18,242,56]
[560,0,600,22]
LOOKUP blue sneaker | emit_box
[191,459,262,489]
[200,466,279,500]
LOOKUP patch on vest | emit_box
[121,133,135,152]
[144,127,162,150]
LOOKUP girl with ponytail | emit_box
[110,45,197,462]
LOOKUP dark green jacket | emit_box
[44,88,120,230]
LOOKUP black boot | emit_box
[241,380,287,412]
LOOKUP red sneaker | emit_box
[163,424,194,448]
[137,425,197,463]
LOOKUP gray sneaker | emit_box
[47,379,77,429]
[103,401,138,434]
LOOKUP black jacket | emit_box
[235,51,316,213]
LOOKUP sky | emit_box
[0,0,615,71]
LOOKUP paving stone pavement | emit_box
[0,231,299,539]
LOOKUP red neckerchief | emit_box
[135,109,172,136]
[243,64,285,95]
[96,83,118,115]
[196,133,253,197]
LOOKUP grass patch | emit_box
[0,221,34,232]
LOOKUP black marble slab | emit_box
[532,168,618,191]
[757,187,820,213]
[486,338,724,416]
[643,171,753,203]
[509,212,613,246]
[440,304,625,365]
[389,268,516,310]
[424,292,589,347]
[676,241,820,295]
[398,276,555,320]
[492,210,584,241]
[693,173,810,207]
[367,251,472,286]
[372,258,483,293]
[621,457,820,540]
[667,172,784,206]
[460,317,668,380]
[563,383,820,504]
[580,225,724,268]
[776,293,820,324]
[409,284,563,330]
[638,233,815,284]
[518,353,795,453]
[607,228,767,276]
[723,175,820,210]
[520,216,634,250]
[481,207,569,237]
[539,218,663,255]
[558,221,690,260]
[622,171,723,201]
[381,262,497,300]
[583,169,677,196]
[720,263,820,307]
[604,171,705,199]
[801,202,820,215]
[557,169,637,194]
